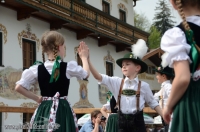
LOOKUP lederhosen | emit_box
[117,79,146,132]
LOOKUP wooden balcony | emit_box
[0,0,149,52]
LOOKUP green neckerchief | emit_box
[49,56,61,83]
[32,61,43,66]
[106,91,113,102]
[185,30,199,74]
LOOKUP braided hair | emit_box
[174,0,200,31]
[40,31,65,79]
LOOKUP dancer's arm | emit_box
[88,59,102,82]
[100,106,109,119]
[154,106,162,117]
[15,84,42,103]
[166,60,190,110]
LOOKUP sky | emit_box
[134,0,182,25]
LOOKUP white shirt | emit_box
[161,15,200,80]
[103,101,111,111]
[154,80,172,109]
[99,74,159,114]
[16,60,88,90]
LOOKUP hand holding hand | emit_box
[163,105,173,124]
[37,96,43,104]
[78,41,89,60]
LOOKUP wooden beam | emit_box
[50,20,67,30]
[142,48,164,61]
[17,9,38,21]
[76,30,94,40]
[98,38,112,47]
[0,106,156,114]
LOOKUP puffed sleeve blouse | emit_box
[16,60,88,90]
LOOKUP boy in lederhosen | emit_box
[88,39,162,132]
[153,66,174,132]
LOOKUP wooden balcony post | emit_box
[95,13,98,27]
[132,30,135,42]
[71,0,74,17]
[115,22,118,36]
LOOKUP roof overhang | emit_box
[142,48,164,66]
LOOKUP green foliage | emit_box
[148,26,162,49]
[152,0,175,35]
[134,10,151,32]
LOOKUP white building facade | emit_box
[0,0,160,131]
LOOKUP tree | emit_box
[148,26,162,49]
[152,0,175,35]
[134,10,151,32]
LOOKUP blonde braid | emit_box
[176,0,200,52]
[53,44,59,79]
[176,0,191,31]
[53,44,58,59]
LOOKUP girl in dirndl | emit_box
[161,0,200,131]
[15,31,90,132]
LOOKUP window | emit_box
[102,1,110,14]
[77,53,83,66]
[0,112,2,132]
[23,113,33,132]
[146,66,156,74]
[22,39,36,69]
[119,10,126,22]
[0,32,2,66]
[106,62,113,76]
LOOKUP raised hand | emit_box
[78,41,89,60]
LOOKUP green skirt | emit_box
[29,99,78,132]
[170,79,200,132]
[106,114,118,132]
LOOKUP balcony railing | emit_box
[0,106,156,114]
[17,0,149,45]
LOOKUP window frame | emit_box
[106,61,113,77]
[102,1,110,14]
[77,53,83,66]
[146,65,156,74]
[22,38,36,70]
[119,9,126,22]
